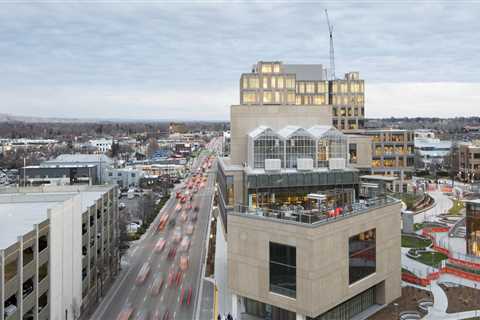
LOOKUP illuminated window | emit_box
[243,92,257,104]
[354,108,359,116]
[317,81,327,93]
[332,82,338,93]
[347,108,353,117]
[295,96,301,105]
[277,77,284,89]
[341,107,346,116]
[242,76,248,89]
[285,77,295,89]
[287,92,295,104]
[274,91,282,104]
[313,95,324,105]
[298,82,305,94]
[261,63,272,73]
[305,82,315,94]
[341,83,347,93]
[263,91,273,104]
[248,77,259,89]
[273,63,280,73]
[263,77,269,89]
[271,76,276,88]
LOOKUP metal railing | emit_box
[232,196,399,226]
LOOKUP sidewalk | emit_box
[214,216,232,317]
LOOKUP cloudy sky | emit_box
[1,1,479,120]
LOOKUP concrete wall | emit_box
[230,105,332,166]
[48,195,82,320]
[227,202,402,318]
[347,135,372,169]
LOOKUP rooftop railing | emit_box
[232,196,399,227]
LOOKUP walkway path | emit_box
[414,191,453,224]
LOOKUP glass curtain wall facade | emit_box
[285,132,316,169]
[253,129,285,169]
[244,297,296,320]
[250,127,347,170]
[306,286,376,320]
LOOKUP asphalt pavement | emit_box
[89,151,216,320]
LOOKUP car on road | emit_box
[179,236,191,252]
[151,310,161,320]
[135,311,149,320]
[162,310,170,320]
[180,212,188,222]
[191,211,198,222]
[172,227,182,243]
[154,238,166,253]
[175,203,182,212]
[179,255,189,271]
[184,223,194,235]
[116,304,134,320]
[158,214,169,231]
[150,275,164,296]
[168,218,176,229]
[180,286,193,305]
[167,268,175,287]
[175,269,183,287]
[167,246,177,260]
[135,262,150,285]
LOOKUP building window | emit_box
[285,77,295,89]
[261,63,272,73]
[270,242,296,298]
[287,92,295,104]
[248,77,259,89]
[349,144,357,164]
[243,92,257,104]
[349,229,376,284]
[305,82,315,93]
[263,91,273,104]
[38,234,48,252]
[277,77,284,89]
[39,262,48,282]
[313,95,325,105]
[273,63,280,73]
[262,77,269,89]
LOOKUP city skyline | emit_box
[1,2,479,120]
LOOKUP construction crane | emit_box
[325,9,335,80]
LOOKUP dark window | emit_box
[349,144,357,164]
[38,235,48,252]
[349,229,376,284]
[23,246,34,266]
[22,277,34,297]
[39,263,48,282]
[269,242,296,298]
[38,292,48,312]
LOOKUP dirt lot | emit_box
[440,284,480,313]
[368,286,432,320]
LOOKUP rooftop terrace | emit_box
[230,196,399,227]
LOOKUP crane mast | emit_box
[325,9,335,80]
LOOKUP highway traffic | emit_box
[90,143,218,320]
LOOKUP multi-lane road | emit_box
[90,147,218,320]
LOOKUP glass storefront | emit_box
[307,286,376,320]
[244,297,296,320]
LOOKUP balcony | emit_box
[232,196,399,227]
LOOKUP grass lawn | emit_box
[449,199,465,215]
[412,251,448,267]
[401,235,432,248]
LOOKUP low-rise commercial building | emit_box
[0,185,119,320]
[458,141,480,182]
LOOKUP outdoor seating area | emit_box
[235,196,398,225]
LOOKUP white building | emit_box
[0,185,119,320]
[88,139,112,153]
[104,167,144,189]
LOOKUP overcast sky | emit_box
[1,1,479,120]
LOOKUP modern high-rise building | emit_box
[240,61,365,130]
[0,185,119,320]
[217,61,401,320]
